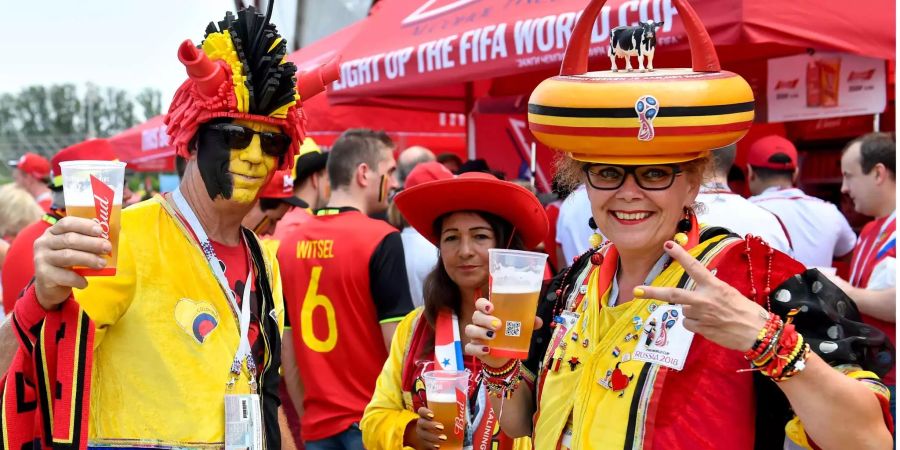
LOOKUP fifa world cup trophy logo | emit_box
[635,95,659,141]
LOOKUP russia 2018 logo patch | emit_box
[635,95,659,141]
[175,298,220,344]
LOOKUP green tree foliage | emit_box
[0,84,161,139]
[135,88,163,122]
[0,84,162,165]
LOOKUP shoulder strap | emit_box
[241,228,281,450]
[242,228,275,315]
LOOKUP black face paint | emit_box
[196,121,235,200]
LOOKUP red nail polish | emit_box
[664,241,675,250]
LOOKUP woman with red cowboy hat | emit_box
[360,171,548,450]
[463,1,893,449]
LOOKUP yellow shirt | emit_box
[74,197,284,448]
[534,236,733,449]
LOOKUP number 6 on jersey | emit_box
[300,266,338,352]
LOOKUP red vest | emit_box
[278,210,397,441]
[850,214,896,384]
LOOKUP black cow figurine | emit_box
[609,21,664,73]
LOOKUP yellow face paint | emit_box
[227,119,280,204]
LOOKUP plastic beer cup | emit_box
[422,370,467,449]
[60,160,126,276]
[488,249,548,359]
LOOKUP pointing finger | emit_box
[634,285,701,306]
[662,241,717,286]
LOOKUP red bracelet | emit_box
[745,313,782,361]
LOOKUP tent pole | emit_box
[466,81,476,161]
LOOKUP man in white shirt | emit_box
[696,144,792,254]
[394,161,454,307]
[747,135,856,268]
[830,133,896,405]
[556,184,595,265]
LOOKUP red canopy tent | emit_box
[107,115,174,172]
[287,20,467,155]
[329,0,895,108]
[320,0,893,191]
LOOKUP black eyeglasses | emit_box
[203,123,291,159]
[583,164,683,190]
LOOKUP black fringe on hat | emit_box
[205,1,298,117]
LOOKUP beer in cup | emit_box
[60,160,126,277]
[422,370,467,449]
[488,249,548,359]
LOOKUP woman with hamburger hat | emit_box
[360,171,548,450]
[463,0,893,448]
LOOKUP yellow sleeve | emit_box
[784,365,892,449]
[361,308,422,450]
[72,222,137,348]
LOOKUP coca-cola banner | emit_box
[767,52,886,123]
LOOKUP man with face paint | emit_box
[0,4,338,449]
[278,128,415,450]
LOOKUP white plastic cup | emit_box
[60,160,127,276]
[488,249,548,359]
[422,370,468,449]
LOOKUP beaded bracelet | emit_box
[741,308,809,381]
[745,313,783,361]
[771,343,811,382]
[482,360,523,399]
[761,327,800,377]
[751,323,785,367]
[483,359,518,377]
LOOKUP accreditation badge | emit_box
[225,394,263,450]
[632,304,694,371]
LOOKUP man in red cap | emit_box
[271,137,330,241]
[278,128,414,450]
[243,169,309,238]
[747,134,855,268]
[1,140,117,313]
[395,161,453,307]
[8,152,52,212]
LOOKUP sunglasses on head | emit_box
[203,123,291,159]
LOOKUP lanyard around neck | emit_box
[608,254,670,307]
[172,188,257,391]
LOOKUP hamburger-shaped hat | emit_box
[165,0,340,171]
[528,0,754,164]
[394,172,549,249]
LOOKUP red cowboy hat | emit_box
[394,172,548,248]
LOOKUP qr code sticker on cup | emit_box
[505,321,522,337]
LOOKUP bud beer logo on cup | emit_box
[454,387,466,439]
[90,175,114,243]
